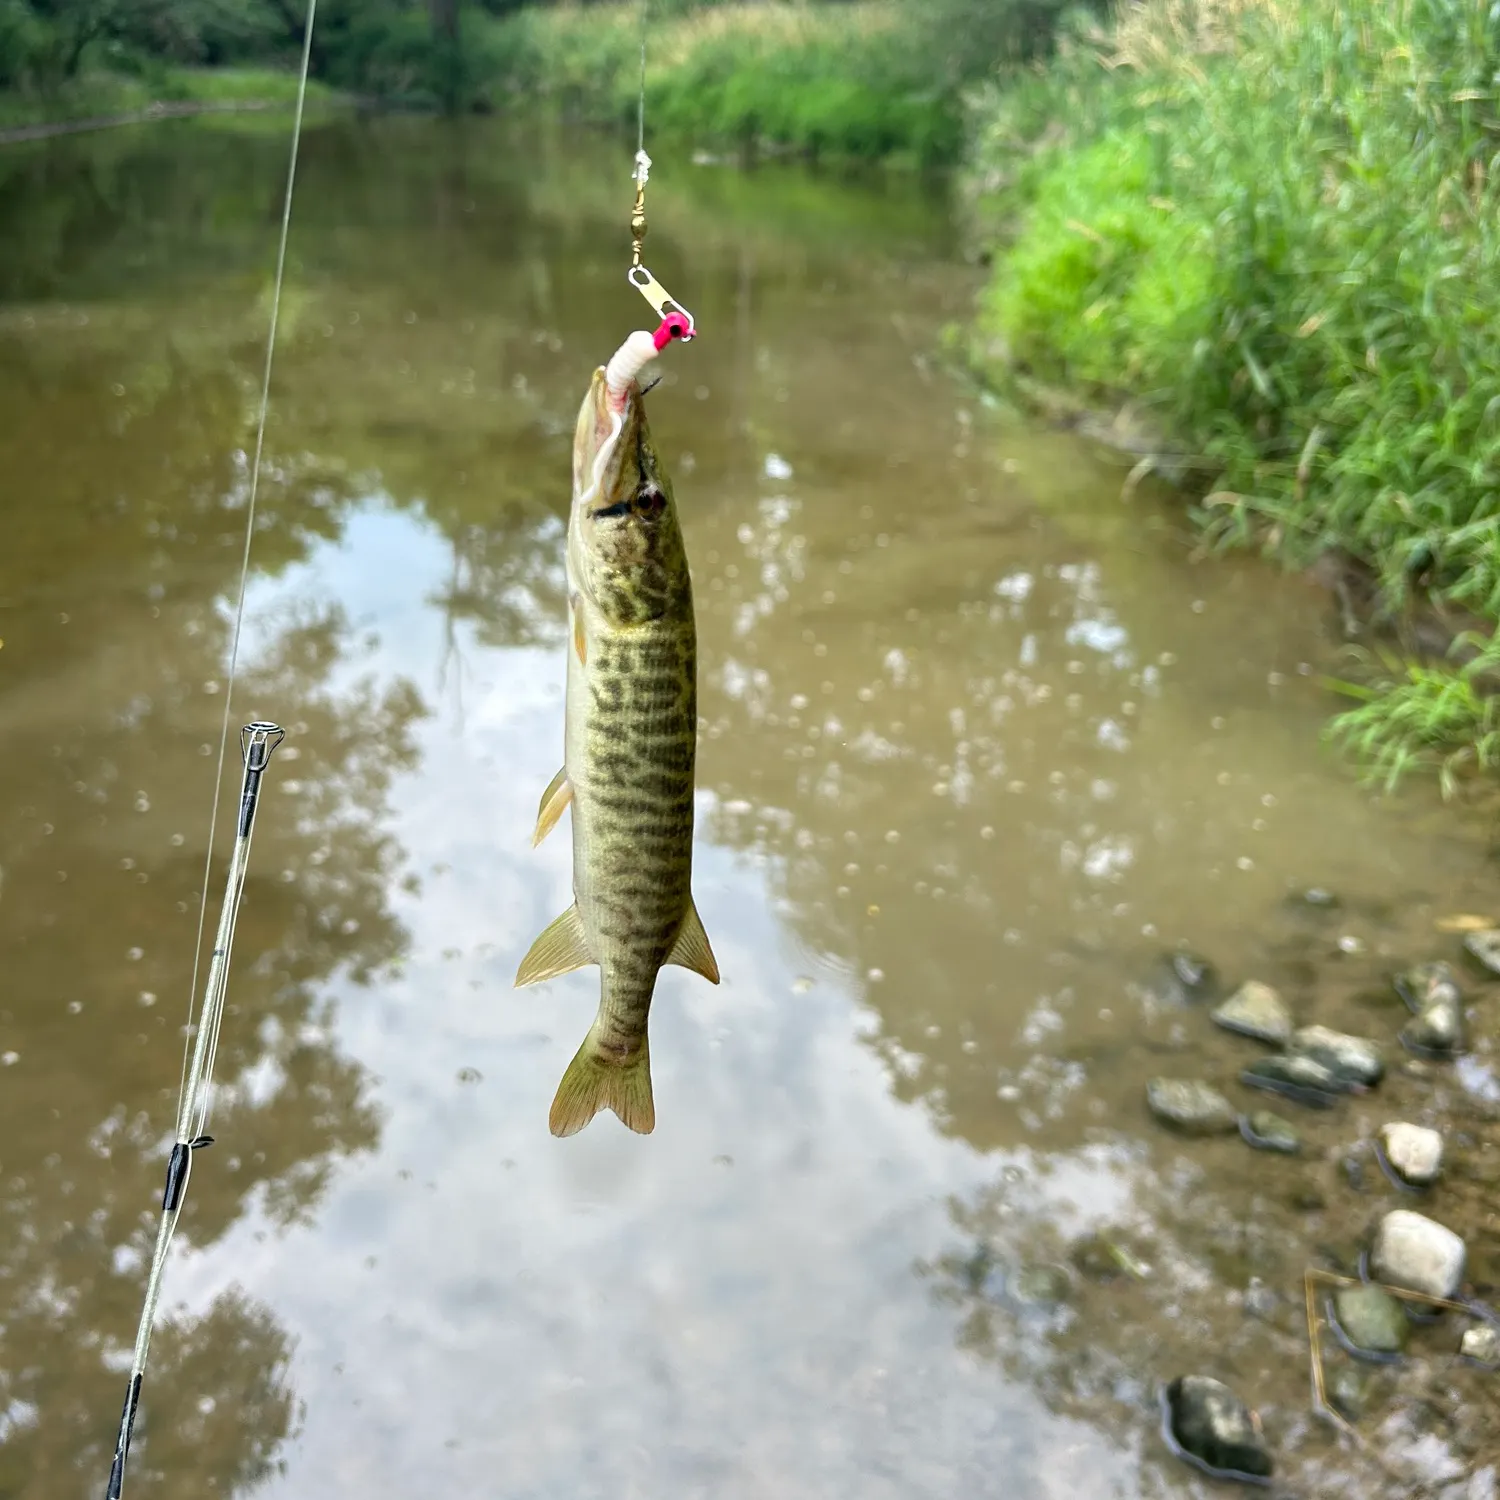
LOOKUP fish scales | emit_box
[514,339,720,1137]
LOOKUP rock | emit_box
[1290,1026,1384,1089]
[1147,1078,1239,1135]
[1212,982,1293,1045]
[1010,1264,1071,1307]
[1241,1110,1302,1155]
[1402,994,1466,1058]
[1243,1277,1279,1321]
[1164,1375,1274,1481]
[1328,1364,1368,1421]
[1144,951,1221,1006]
[1240,1053,1342,1109]
[1395,961,1463,1014]
[1463,929,1500,976]
[1300,887,1340,909]
[1379,1122,1444,1188]
[1461,1324,1500,1366]
[1333,1284,1409,1357]
[1370,1210,1467,1301]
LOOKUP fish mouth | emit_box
[573,367,646,517]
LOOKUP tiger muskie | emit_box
[516,330,720,1138]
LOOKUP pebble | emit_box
[1240,1109,1302,1155]
[1370,1209,1467,1301]
[1212,981,1293,1045]
[1145,951,1221,1006]
[1328,1364,1368,1420]
[1333,1284,1409,1357]
[1240,1053,1342,1109]
[1378,1122,1444,1188]
[1402,994,1466,1058]
[1396,960,1463,1014]
[1290,1025,1384,1088]
[1463,929,1500,976]
[1009,1264,1071,1308]
[1164,1375,1274,1481]
[1461,1324,1500,1366]
[1146,1078,1239,1135]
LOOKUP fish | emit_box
[515,331,719,1138]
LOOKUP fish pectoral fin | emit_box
[515,904,594,987]
[550,1027,654,1137]
[532,767,573,847]
[667,899,721,985]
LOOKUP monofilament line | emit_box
[105,2,316,1494]
[636,0,649,158]
[177,0,319,1124]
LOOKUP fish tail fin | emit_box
[548,1027,654,1138]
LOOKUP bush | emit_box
[967,0,1500,791]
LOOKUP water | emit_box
[1,117,1498,1499]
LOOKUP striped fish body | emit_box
[516,361,719,1137]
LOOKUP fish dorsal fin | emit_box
[667,899,720,984]
[515,904,594,987]
[532,767,573,847]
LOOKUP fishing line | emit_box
[636,0,648,161]
[104,2,316,1494]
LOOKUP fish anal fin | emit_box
[549,1029,654,1137]
[515,904,593,987]
[532,767,573,847]
[667,899,720,984]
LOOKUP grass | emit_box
[964,0,1500,795]
[490,2,963,166]
[0,65,344,133]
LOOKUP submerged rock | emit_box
[1164,1375,1273,1482]
[1299,887,1340,910]
[1462,928,1500,976]
[1394,961,1467,1057]
[1461,1323,1500,1366]
[1333,1284,1409,1357]
[1147,1078,1239,1135]
[1240,1053,1342,1109]
[1010,1264,1071,1308]
[1290,1026,1384,1089]
[1240,1109,1302,1155]
[1378,1122,1444,1188]
[1212,982,1293,1046]
[1395,961,1462,1014]
[1328,1364,1368,1421]
[1144,951,1221,1006]
[1371,1210,1466,1301]
[1401,995,1466,1058]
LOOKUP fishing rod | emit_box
[106,723,287,1498]
[102,0,316,1490]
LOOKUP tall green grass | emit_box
[966,0,1500,794]
[492,3,963,165]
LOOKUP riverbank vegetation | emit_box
[0,1,1079,159]
[964,0,1500,795]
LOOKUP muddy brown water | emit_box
[1,116,1498,1499]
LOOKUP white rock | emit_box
[1462,1323,1500,1366]
[1379,1122,1444,1187]
[1371,1210,1466,1301]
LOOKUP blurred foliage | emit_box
[964,0,1500,793]
[0,0,1097,147]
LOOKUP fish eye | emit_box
[634,488,666,518]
